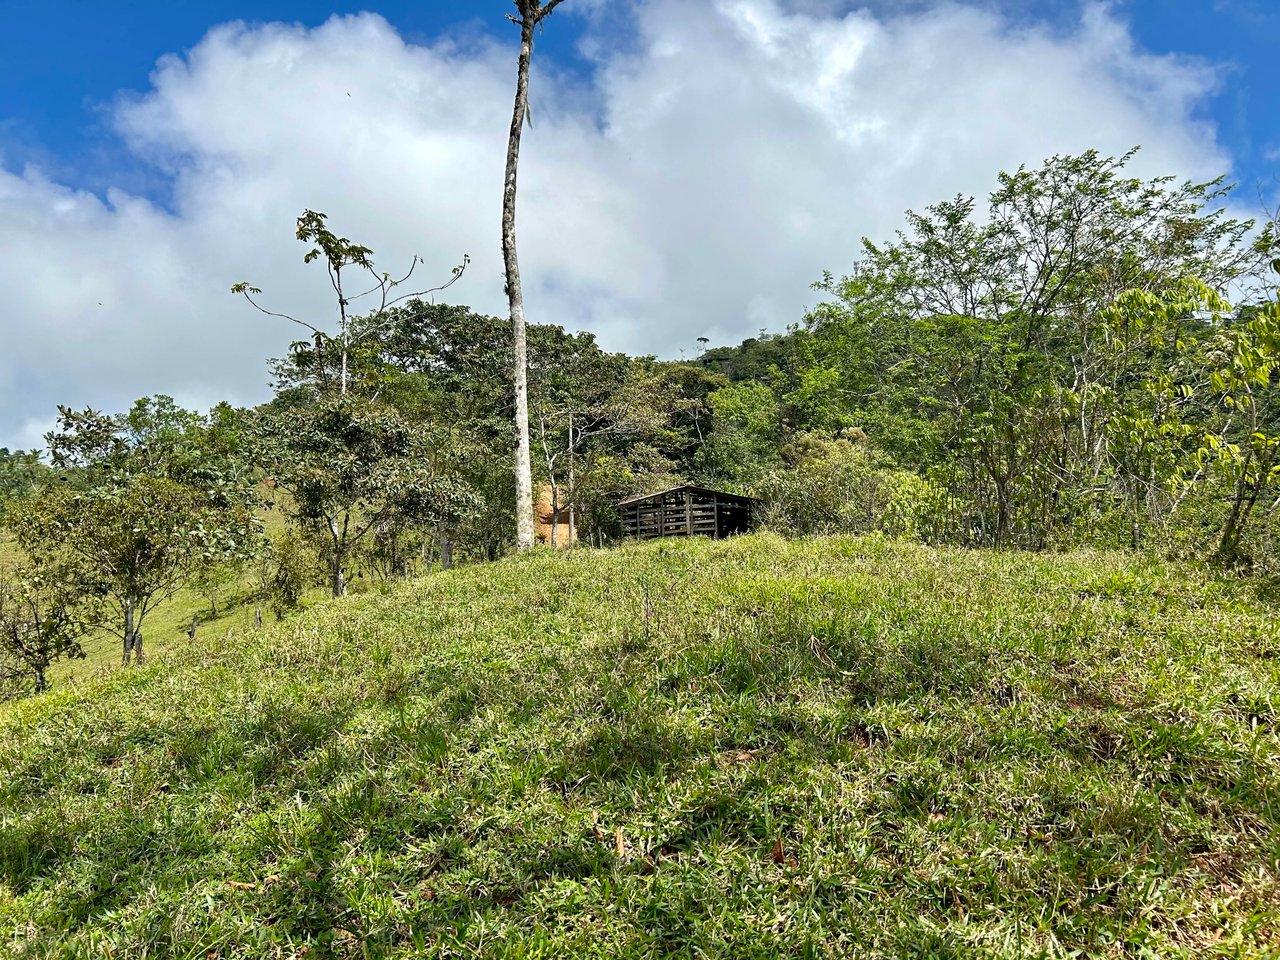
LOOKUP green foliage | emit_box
[0,563,97,698]
[190,561,242,618]
[1,535,1278,955]
[257,531,317,619]
[1199,291,1280,564]
[755,434,947,539]
[237,211,467,400]
[0,449,44,518]
[697,331,795,383]
[696,381,784,489]
[8,476,261,657]
[796,149,1256,551]
[280,300,694,554]
[45,397,258,504]
[254,398,463,595]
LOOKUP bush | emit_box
[754,433,946,539]
[254,532,319,619]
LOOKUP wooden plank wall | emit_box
[622,489,739,541]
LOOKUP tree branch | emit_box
[382,255,470,309]
[232,288,323,335]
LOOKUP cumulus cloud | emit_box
[0,0,1232,448]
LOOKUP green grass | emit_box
[2,533,1279,957]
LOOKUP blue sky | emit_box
[3,2,1276,200]
[0,2,593,203]
[1,0,1276,449]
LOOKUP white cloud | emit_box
[0,0,1231,448]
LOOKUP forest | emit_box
[1,147,1279,699]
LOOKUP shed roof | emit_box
[617,484,757,507]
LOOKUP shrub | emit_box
[755,433,946,539]
[255,532,319,619]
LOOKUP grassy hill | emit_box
[1,534,1278,958]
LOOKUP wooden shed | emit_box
[618,485,756,541]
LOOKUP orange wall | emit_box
[534,483,575,548]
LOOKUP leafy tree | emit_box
[7,400,263,664]
[254,398,461,596]
[252,531,319,620]
[10,476,258,664]
[698,332,796,384]
[192,560,242,617]
[696,381,785,490]
[273,300,512,564]
[1200,285,1280,563]
[803,149,1253,547]
[0,448,44,517]
[755,433,943,539]
[0,563,98,697]
[537,359,683,546]
[46,397,257,504]
[283,299,691,555]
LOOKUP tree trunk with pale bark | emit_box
[502,0,566,552]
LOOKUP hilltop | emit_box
[2,534,1278,957]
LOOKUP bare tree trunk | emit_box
[504,14,536,553]
[331,553,347,597]
[340,333,349,397]
[567,413,576,546]
[550,480,560,549]
[122,596,136,666]
[503,0,566,552]
[437,518,455,570]
[1219,476,1261,565]
[329,518,347,597]
[1219,442,1260,564]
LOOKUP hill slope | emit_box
[2,535,1278,958]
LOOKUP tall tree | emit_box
[803,149,1252,547]
[10,476,259,665]
[502,0,566,552]
[1202,285,1280,563]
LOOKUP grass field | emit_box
[2,533,1279,957]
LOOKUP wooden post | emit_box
[567,413,575,546]
[685,489,693,536]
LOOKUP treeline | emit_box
[2,148,1278,698]
[699,150,1280,561]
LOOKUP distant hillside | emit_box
[2,534,1278,957]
